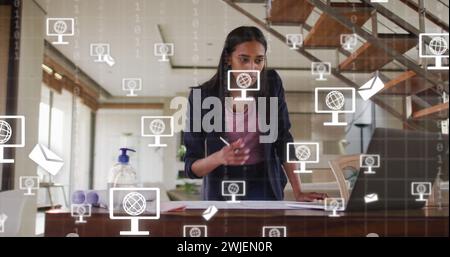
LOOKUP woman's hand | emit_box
[216,138,250,166]
[294,191,328,202]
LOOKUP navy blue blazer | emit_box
[183,69,294,200]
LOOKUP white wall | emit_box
[93,108,169,190]
[49,89,73,202]
[14,0,45,236]
[374,96,404,130]
[36,86,92,206]
[72,101,92,190]
[345,96,404,154]
[345,97,374,154]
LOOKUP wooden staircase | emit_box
[227,0,449,132]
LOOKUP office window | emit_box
[37,83,92,207]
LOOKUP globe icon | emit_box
[127,80,137,89]
[329,199,340,210]
[416,184,427,194]
[94,45,105,56]
[0,120,12,144]
[76,205,87,216]
[236,73,253,89]
[122,192,146,216]
[317,63,327,73]
[325,90,345,111]
[53,20,68,35]
[268,228,281,237]
[364,156,375,166]
[159,44,170,55]
[227,183,240,194]
[295,145,311,161]
[149,119,165,135]
[429,36,448,56]
[24,178,35,188]
[189,227,202,237]
[289,34,301,44]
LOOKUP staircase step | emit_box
[339,33,417,72]
[303,3,372,48]
[381,71,417,95]
[268,0,315,25]
[412,102,449,120]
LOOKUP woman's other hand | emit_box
[295,192,328,202]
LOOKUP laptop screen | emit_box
[345,128,449,212]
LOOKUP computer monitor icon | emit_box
[419,33,449,70]
[222,180,246,203]
[109,187,160,236]
[227,70,260,101]
[286,34,303,50]
[141,116,174,147]
[287,142,319,174]
[324,197,345,217]
[360,154,380,174]
[0,116,25,163]
[183,225,207,237]
[340,33,357,51]
[154,43,174,62]
[46,18,74,45]
[90,43,115,66]
[315,87,356,126]
[262,226,287,237]
[411,182,432,202]
[122,78,142,97]
[19,176,39,196]
[311,62,331,81]
[71,204,92,224]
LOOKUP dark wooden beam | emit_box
[412,102,449,120]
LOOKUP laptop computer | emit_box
[345,127,448,211]
[289,128,448,212]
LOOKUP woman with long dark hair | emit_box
[184,26,327,201]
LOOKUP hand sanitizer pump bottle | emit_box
[107,148,137,209]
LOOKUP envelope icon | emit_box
[202,205,218,221]
[29,144,64,176]
[358,74,385,101]
[364,193,379,203]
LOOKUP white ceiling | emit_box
[35,0,449,98]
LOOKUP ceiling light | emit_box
[54,73,63,80]
[42,64,53,74]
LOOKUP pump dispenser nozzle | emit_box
[118,148,136,164]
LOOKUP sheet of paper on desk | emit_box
[285,202,325,210]
[160,202,186,213]
[165,201,323,210]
